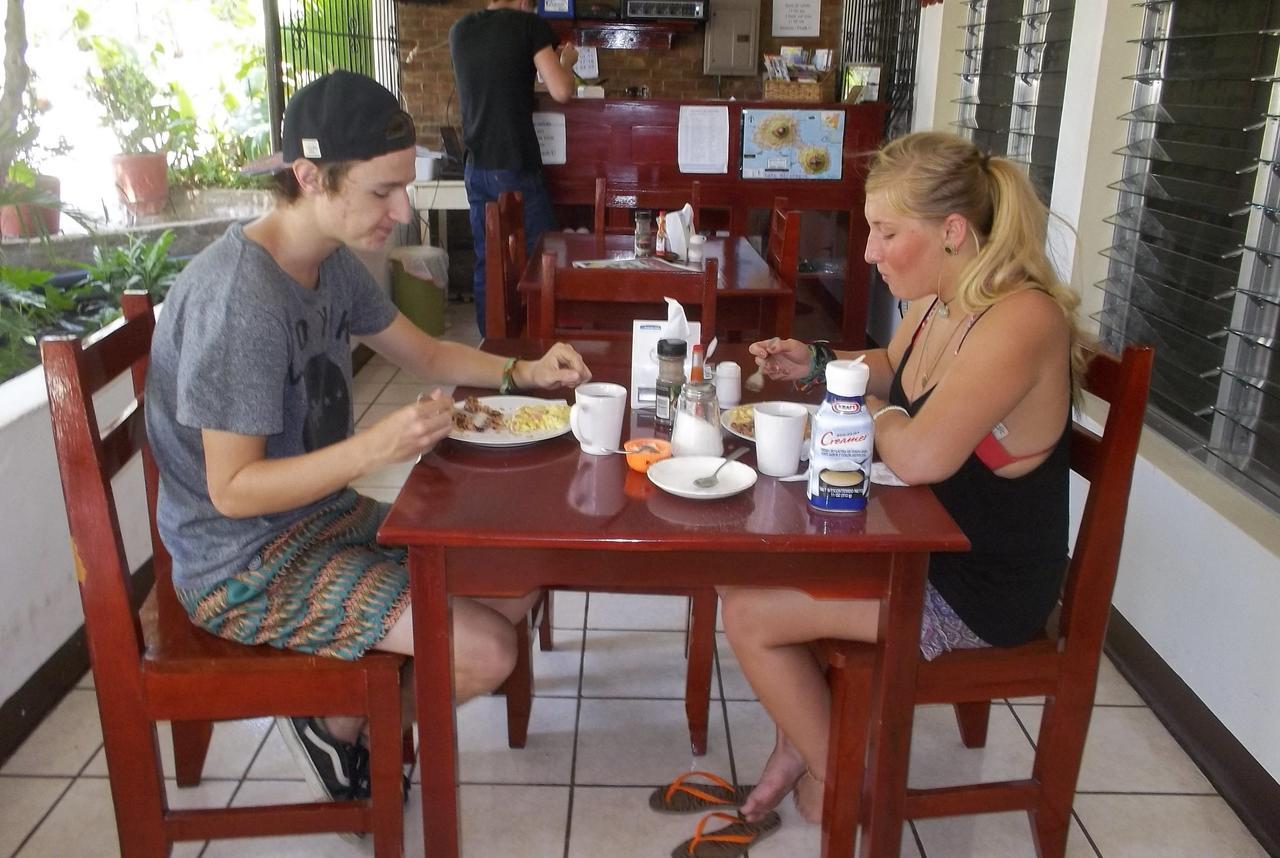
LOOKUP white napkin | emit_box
[871,462,910,486]
[659,295,690,341]
[663,204,695,260]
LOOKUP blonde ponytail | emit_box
[865,132,1090,392]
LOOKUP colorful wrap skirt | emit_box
[176,490,411,660]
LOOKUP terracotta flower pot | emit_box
[111,153,169,216]
[0,174,61,238]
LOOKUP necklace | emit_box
[935,295,957,319]
[915,303,972,389]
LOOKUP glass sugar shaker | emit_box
[671,379,723,458]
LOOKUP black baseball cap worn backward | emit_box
[243,71,416,173]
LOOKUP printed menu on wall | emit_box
[532,112,567,165]
[772,0,819,37]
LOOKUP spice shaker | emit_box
[654,337,687,428]
[634,210,654,257]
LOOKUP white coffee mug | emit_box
[753,401,808,477]
[713,361,742,407]
[569,382,627,455]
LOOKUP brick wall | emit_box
[399,0,844,144]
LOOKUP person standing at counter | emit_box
[720,131,1086,824]
[450,0,578,336]
[146,70,590,806]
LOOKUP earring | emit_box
[943,244,955,255]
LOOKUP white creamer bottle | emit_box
[807,359,873,513]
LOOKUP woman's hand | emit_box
[748,337,811,381]
[367,389,455,465]
[518,342,592,390]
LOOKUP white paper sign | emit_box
[677,106,729,174]
[573,46,599,80]
[772,0,820,37]
[532,112,567,165]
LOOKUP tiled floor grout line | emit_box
[909,818,929,857]
[562,594,591,858]
[8,777,75,858]
[1072,807,1106,858]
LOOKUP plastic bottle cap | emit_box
[658,338,688,357]
[825,359,869,397]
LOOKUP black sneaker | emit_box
[276,716,369,802]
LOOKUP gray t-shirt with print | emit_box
[145,222,399,590]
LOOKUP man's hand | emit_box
[516,342,591,390]
[366,389,455,465]
[558,41,580,70]
[748,337,811,381]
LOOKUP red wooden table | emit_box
[516,232,796,339]
[378,338,968,858]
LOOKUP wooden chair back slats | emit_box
[485,191,527,338]
[765,196,801,284]
[41,289,408,855]
[818,343,1154,858]
[537,252,718,340]
[594,176,703,235]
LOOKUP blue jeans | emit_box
[464,164,556,337]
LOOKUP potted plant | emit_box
[0,83,71,239]
[73,11,195,216]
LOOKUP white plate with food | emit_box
[647,455,758,500]
[449,395,571,447]
[721,402,818,459]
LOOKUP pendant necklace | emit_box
[916,304,971,389]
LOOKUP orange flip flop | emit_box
[648,771,755,814]
[670,810,781,857]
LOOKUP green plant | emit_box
[72,10,196,156]
[0,263,64,382]
[76,229,185,310]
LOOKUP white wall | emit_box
[917,0,1280,782]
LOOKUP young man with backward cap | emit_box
[145,70,591,805]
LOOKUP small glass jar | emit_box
[634,210,654,257]
[687,233,707,264]
[671,380,723,458]
[654,337,687,427]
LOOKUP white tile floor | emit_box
[2,301,1268,857]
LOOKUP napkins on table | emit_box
[630,296,701,408]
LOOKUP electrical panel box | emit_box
[703,0,760,76]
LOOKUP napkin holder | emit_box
[630,319,702,408]
[663,205,695,261]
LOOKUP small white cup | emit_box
[570,382,627,455]
[753,401,808,477]
[713,361,742,407]
[687,233,707,263]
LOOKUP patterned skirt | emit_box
[919,580,989,661]
[176,490,411,660]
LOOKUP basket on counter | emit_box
[762,77,827,103]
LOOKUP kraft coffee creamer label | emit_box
[807,361,874,512]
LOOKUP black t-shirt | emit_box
[449,9,556,171]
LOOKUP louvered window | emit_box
[955,0,1074,202]
[1098,0,1280,508]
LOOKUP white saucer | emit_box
[647,456,758,500]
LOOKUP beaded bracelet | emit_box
[795,341,836,391]
[498,357,520,394]
[872,404,909,422]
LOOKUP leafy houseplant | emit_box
[1,82,72,238]
[73,10,196,216]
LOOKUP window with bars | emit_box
[1099,0,1280,509]
[842,0,921,139]
[955,0,1074,202]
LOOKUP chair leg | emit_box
[1027,690,1093,858]
[100,715,169,857]
[170,719,214,787]
[536,592,554,651]
[952,701,991,749]
[366,666,406,858]
[684,591,717,756]
[501,615,533,749]
[821,646,874,858]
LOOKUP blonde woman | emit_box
[723,131,1087,823]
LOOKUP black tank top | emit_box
[889,334,1070,646]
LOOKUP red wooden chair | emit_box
[536,251,718,340]
[41,292,406,856]
[484,191,527,338]
[594,176,703,236]
[819,344,1154,858]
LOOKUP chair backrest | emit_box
[536,252,718,340]
[484,191,526,338]
[594,176,703,236]
[766,196,801,286]
[41,291,174,682]
[1058,344,1154,658]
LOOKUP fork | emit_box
[693,447,749,488]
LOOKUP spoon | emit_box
[705,336,718,365]
[745,337,778,393]
[693,447,749,488]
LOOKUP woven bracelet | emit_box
[498,357,520,394]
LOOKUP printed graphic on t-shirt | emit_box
[301,353,350,451]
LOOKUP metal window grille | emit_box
[263,0,403,149]
[842,0,921,139]
[1099,0,1280,509]
[955,0,1074,202]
